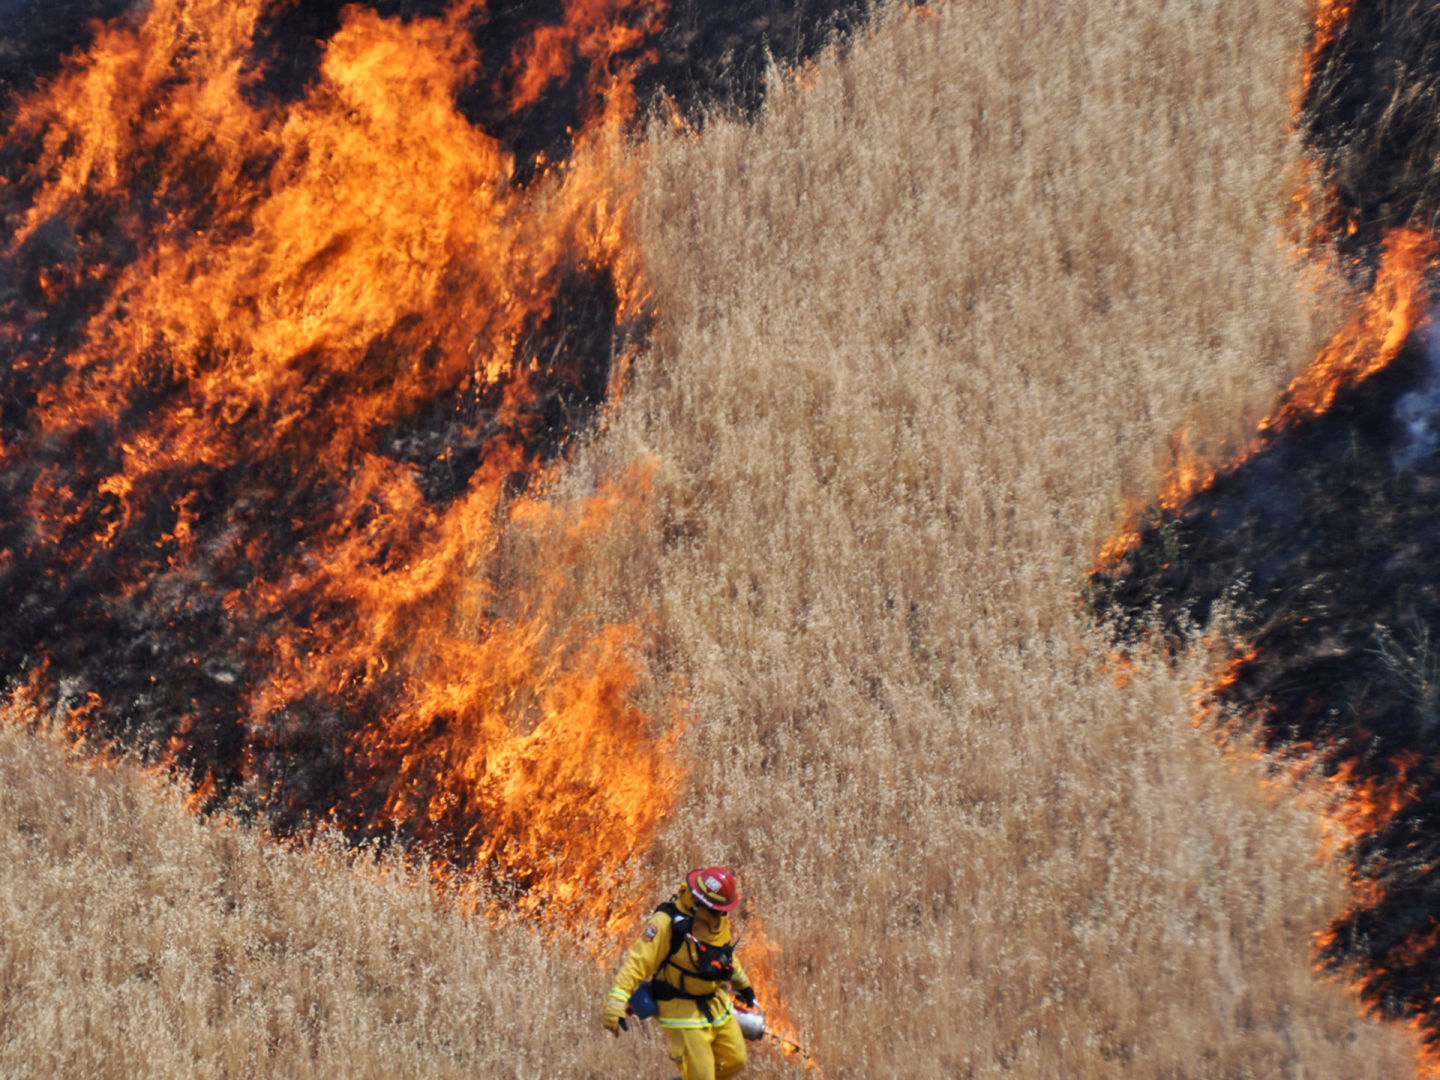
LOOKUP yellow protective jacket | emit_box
[608,886,752,1030]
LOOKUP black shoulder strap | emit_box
[655,899,692,960]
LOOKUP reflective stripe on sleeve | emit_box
[608,988,629,1003]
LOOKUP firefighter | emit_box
[602,866,759,1080]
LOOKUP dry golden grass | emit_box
[589,0,1418,1075]
[0,719,663,1079]
[0,0,1423,1077]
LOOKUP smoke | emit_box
[1392,316,1440,471]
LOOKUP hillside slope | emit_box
[590,0,1420,1074]
[0,0,1422,1077]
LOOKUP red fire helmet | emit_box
[687,866,740,912]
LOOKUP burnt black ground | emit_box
[1093,1,1440,1048]
[1303,2,1440,266]
[1090,324,1440,1042]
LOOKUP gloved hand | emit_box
[734,985,758,1010]
[603,996,628,1035]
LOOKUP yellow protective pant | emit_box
[663,1015,748,1080]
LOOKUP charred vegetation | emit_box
[1094,1,1440,1053]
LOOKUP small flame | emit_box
[1293,0,1353,114]
[738,916,825,1074]
[1096,226,1434,573]
[1261,227,1437,433]
[1319,752,1423,853]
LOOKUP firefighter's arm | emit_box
[729,956,758,1009]
[602,914,671,1032]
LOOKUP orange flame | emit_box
[2,0,677,932]
[1319,751,1423,853]
[1097,0,1434,577]
[1096,225,1434,572]
[736,915,825,1074]
[1295,0,1353,111]
[1262,227,1437,433]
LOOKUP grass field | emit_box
[0,1,1422,1077]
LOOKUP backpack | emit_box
[648,898,736,1001]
